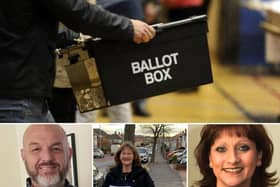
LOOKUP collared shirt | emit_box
[26,178,75,187]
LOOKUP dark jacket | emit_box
[0,0,133,98]
[102,165,155,187]
[26,178,75,187]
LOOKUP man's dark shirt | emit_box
[26,178,75,187]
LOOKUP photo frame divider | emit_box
[67,133,79,187]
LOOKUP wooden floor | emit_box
[96,59,280,123]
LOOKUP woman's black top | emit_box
[102,165,155,187]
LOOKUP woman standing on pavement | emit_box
[193,124,279,187]
[102,142,155,187]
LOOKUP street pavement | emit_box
[149,151,186,187]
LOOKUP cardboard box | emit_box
[261,8,280,64]
[266,9,280,27]
[63,15,213,112]
[265,32,280,64]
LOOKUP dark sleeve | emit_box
[38,0,134,40]
[56,25,80,48]
[102,172,112,187]
[144,170,155,187]
[58,26,80,40]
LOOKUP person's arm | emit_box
[38,0,155,43]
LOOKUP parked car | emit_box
[176,150,186,162]
[179,155,187,165]
[93,164,105,187]
[110,144,120,156]
[137,147,149,163]
[147,147,153,156]
[167,149,185,162]
[176,150,186,161]
[94,148,105,158]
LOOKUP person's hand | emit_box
[131,19,156,44]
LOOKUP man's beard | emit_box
[25,161,69,187]
[36,173,62,187]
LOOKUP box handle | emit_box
[151,15,207,32]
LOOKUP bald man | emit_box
[21,125,74,187]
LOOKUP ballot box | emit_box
[60,15,212,112]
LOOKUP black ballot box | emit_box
[91,15,212,104]
[63,15,213,112]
